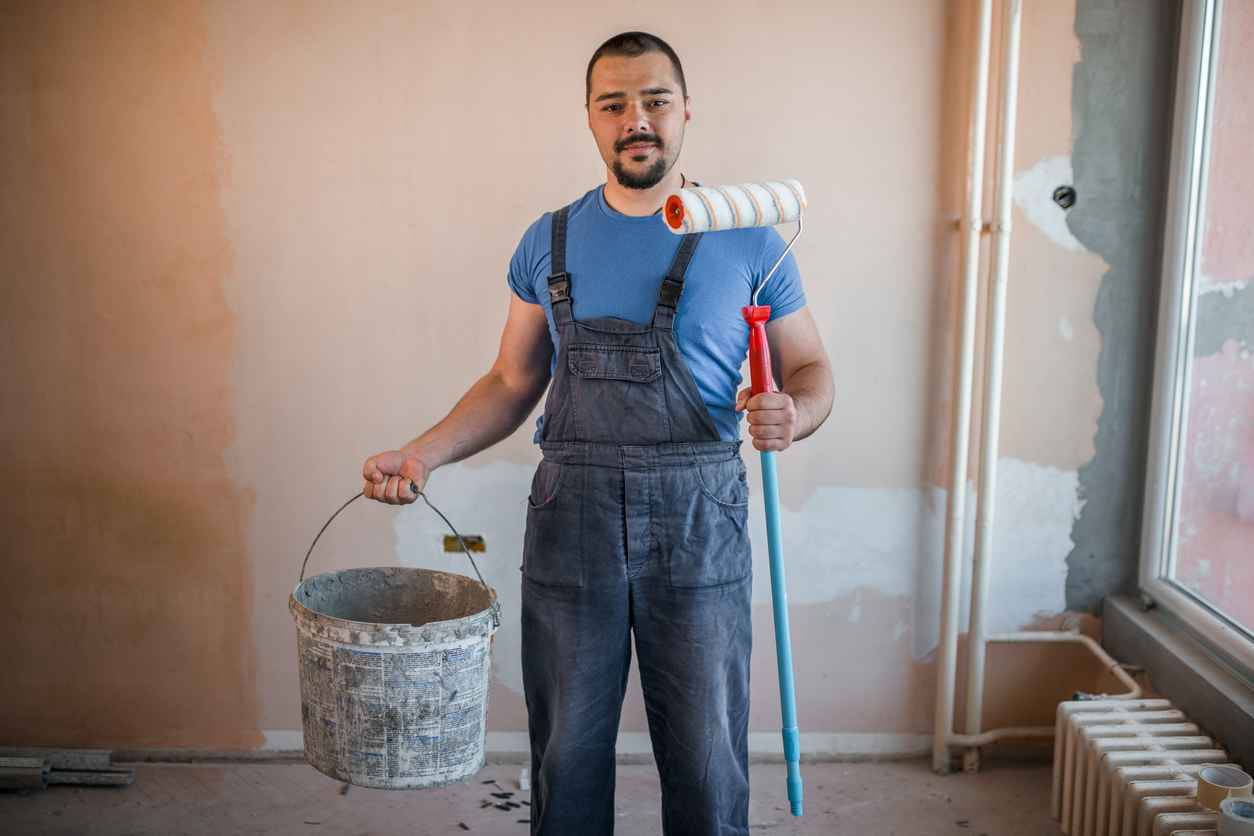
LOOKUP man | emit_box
[363,32,833,835]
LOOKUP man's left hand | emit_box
[735,387,798,452]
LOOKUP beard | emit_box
[612,154,669,190]
[610,134,674,190]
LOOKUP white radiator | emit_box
[1052,698,1240,836]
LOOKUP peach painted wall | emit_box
[0,2,259,747]
[1,0,1111,749]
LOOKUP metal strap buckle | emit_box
[658,278,683,309]
[547,272,570,304]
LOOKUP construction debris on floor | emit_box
[0,759,1063,835]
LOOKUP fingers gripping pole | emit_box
[743,304,804,817]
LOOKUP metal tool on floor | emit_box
[664,179,807,817]
[0,749,134,790]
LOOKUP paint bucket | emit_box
[289,495,499,789]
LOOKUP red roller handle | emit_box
[742,305,776,396]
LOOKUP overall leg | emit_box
[634,577,752,836]
[633,458,754,836]
[521,462,631,836]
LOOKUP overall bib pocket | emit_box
[522,459,585,587]
[567,345,668,443]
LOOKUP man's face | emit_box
[587,52,690,190]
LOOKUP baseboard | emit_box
[246,730,931,764]
[111,731,932,765]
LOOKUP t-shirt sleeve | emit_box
[755,228,807,319]
[506,214,549,305]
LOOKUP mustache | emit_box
[615,134,663,153]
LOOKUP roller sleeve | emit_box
[663,180,806,234]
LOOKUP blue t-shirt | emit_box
[508,185,806,442]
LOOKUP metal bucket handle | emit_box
[298,487,501,628]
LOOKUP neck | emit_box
[602,168,686,217]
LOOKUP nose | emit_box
[623,102,651,135]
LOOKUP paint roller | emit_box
[664,179,806,818]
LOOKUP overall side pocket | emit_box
[666,456,752,588]
[522,460,585,588]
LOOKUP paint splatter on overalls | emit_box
[522,205,752,835]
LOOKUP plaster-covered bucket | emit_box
[289,495,499,789]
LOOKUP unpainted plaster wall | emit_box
[1064,0,1178,612]
[0,0,1179,749]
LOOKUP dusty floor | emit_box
[0,759,1059,835]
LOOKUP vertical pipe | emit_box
[964,0,1024,755]
[932,0,995,775]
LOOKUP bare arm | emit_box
[363,295,552,503]
[734,307,834,451]
[405,295,552,467]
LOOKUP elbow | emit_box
[788,360,834,442]
[811,360,837,433]
[824,364,836,415]
[489,365,550,410]
[814,379,835,433]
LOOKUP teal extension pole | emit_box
[661,181,808,816]
[743,303,803,817]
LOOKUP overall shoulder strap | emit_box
[546,206,572,325]
[652,233,703,329]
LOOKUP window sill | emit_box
[1104,594,1254,770]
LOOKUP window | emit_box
[1141,0,1254,676]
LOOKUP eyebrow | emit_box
[593,86,676,103]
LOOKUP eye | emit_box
[650,99,670,109]
[602,103,623,113]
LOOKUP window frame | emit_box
[1138,0,1254,679]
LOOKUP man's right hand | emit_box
[362,450,430,505]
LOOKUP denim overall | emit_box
[521,205,753,835]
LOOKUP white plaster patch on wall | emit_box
[747,479,933,611]
[1059,316,1075,342]
[760,457,1077,661]
[393,457,1079,694]
[262,729,304,751]
[1198,273,1250,297]
[983,458,1082,642]
[1013,155,1086,252]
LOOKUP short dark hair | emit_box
[585,31,688,104]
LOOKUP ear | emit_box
[684,96,692,123]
